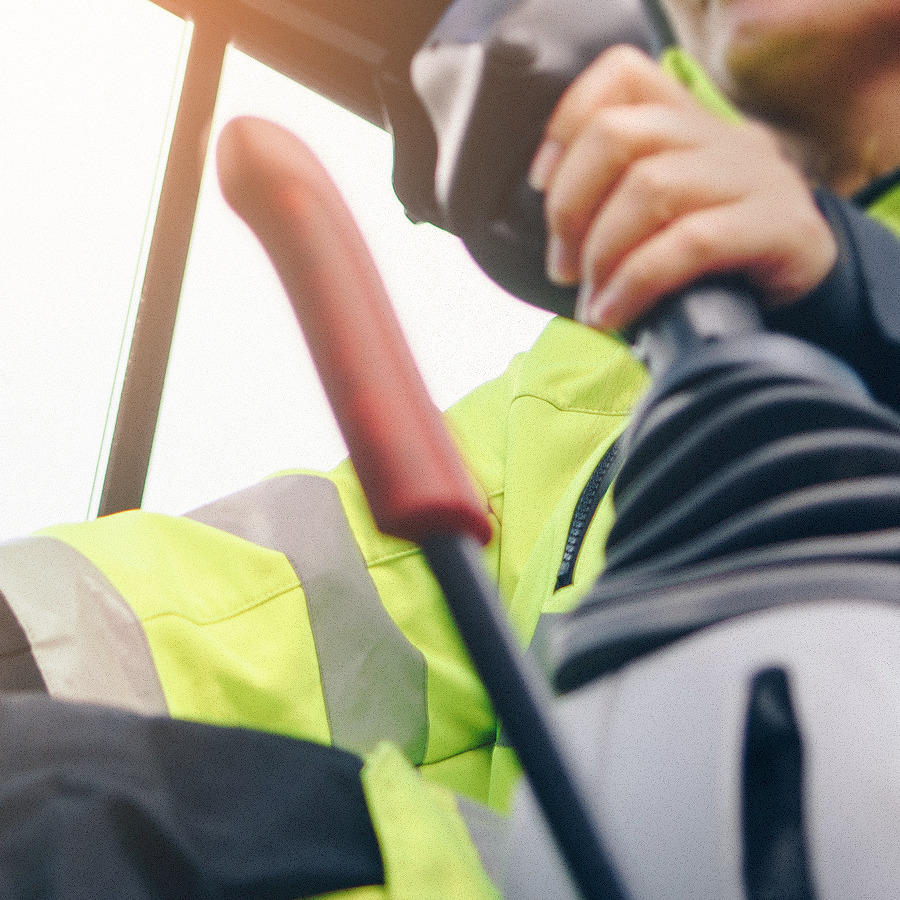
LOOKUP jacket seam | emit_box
[363,496,503,570]
[423,735,498,768]
[140,580,301,627]
[510,391,637,417]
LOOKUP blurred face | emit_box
[660,0,900,121]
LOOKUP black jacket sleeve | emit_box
[763,189,900,413]
[0,694,384,899]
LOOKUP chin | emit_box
[723,30,847,124]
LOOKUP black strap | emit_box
[742,667,816,900]
[555,437,623,591]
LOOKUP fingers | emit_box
[542,103,722,284]
[532,45,720,287]
[577,193,838,330]
[535,45,690,165]
[575,124,776,305]
[530,46,839,331]
[576,149,739,295]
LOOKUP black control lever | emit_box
[394,0,764,382]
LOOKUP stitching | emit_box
[141,580,302,627]
[509,391,639,417]
[364,502,503,570]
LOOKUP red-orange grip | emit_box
[216,116,492,546]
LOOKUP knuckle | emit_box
[588,44,654,96]
[545,194,586,241]
[625,159,678,222]
[600,44,652,77]
[583,107,630,148]
[630,158,672,201]
[677,217,719,262]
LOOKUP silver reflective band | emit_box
[457,793,511,888]
[188,474,429,762]
[0,537,168,715]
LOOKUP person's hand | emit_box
[529,46,839,331]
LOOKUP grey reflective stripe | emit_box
[457,794,511,888]
[188,474,429,762]
[530,611,568,677]
[0,537,168,715]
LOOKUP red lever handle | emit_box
[216,116,492,546]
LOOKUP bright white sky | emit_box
[0,0,552,542]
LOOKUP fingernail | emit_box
[529,140,563,191]
[574,280,597,325]
[546,235,579,285]
[576,282,619,329]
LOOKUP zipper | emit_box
[554,436,623,591]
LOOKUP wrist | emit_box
[762,187,866,351]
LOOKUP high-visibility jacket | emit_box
[1,53,899,827]
[3,188,899,900]
[0,317,647,812]
[2,168,900,823]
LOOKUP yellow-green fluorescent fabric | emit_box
[15,51,900,817]
[310,743,505,900]
[868,185,900,238]
[358,742,502,900]
[33,318,646,812]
